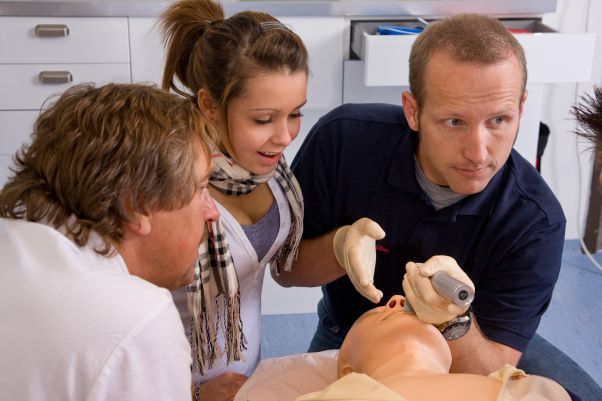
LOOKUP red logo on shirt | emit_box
[375,244,390,254]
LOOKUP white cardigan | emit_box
[172,177,292,382]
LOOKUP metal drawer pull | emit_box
[38,71,73,84]
[35,24,70,37]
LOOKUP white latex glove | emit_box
[333,218,385,303]
[402,255,475,325]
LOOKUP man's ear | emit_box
[198,88,218,122]
[402,91,420,131]
[519,89,528,116]
[124,213,151,237]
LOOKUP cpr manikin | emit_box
[297,295,571,401]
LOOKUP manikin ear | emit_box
[197,88,218,123]
[337,350,355,378]
[339,364,354,377]
[124,213,152,237]
[402,91,420,132]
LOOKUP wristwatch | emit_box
[436,308,472,341]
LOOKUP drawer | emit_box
[0,64,131,110]
[0,17,129,64]
[0,111,38,156]
[351,19,596,86]
[0,155,12,187]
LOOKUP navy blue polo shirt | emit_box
[292,103,566,352]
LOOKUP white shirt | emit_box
[0,218,192,401]
[172,177,292,382]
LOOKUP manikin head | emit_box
[337,295,452,379]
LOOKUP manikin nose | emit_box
[386,295,405,310]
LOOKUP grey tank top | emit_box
[414,157,467,210]
[241,199,281,262]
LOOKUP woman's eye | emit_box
[254,118,271,125]
[290,112,304,119]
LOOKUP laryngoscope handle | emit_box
[431,271,474,307]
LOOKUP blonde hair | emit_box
[0,83,208,254]
[409,13,527,107]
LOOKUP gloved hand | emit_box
[333,218,385,303]
[402,255,474,325]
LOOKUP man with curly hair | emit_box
[0,83,219,400]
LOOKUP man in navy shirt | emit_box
[274,13,601,401]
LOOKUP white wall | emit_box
[541,0,602,239]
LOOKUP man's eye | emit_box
[446,118,463,127]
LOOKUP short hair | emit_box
[0,83,208,255]
[409,13,527,107]
[573,86,602,166]
[160,0,309,146]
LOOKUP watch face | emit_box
[441,320,471,340]
[440,313,472,341]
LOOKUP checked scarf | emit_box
[188,148,304,374]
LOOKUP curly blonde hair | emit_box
[0,82,208,255]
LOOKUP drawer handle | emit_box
[35,24,70,37]
[38,71,73,84]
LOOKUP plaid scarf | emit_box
[188,149,304,374]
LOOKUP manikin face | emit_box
[136,142,219,289]
[223,70,308,175]
[402,51,527,194]
[338,295,451,378]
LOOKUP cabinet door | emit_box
[280,17,345,111]
[0,111,38,156]
[0,111,38,187]
[0,156,13,187]
[129,17,165,86]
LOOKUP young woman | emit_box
[159,0,308,399]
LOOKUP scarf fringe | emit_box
[190,291,247,375]
[223,291,247,362]
[190,291,218,375]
